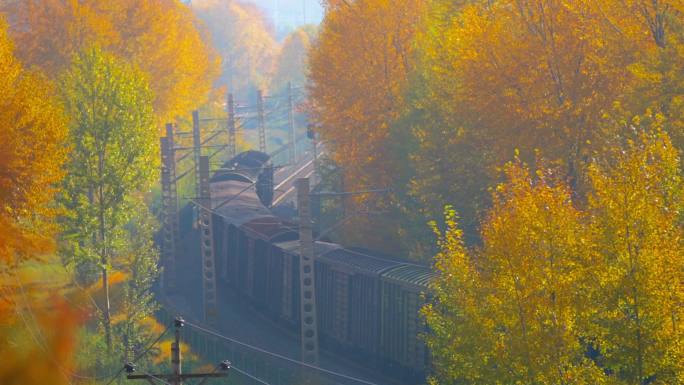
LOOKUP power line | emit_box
[231,365,271,385]
[104,324,171,385]
[1,284,77,385]
[182,320,380,385]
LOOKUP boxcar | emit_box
[315,248,402,361]
[380,264,435,376]
[240,217,297,316]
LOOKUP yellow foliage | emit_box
[308,0,428,249]
[270,28,311,92]
[0,17,68,267]
[2,0,220,120]
[192,0,277,98]
[587,126,684,384]
[425,127,684,384]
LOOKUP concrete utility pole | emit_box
[227,93,237,159]
[126,317,228,385]
[257,89,267,153]
[199,156,218,327]
[295,178,319,365]
[287,82,296,164]
[160,124,179,293]
[192,110,202,228]
[307,124,318,182]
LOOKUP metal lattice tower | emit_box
[257,90,267,153]
[192,110,202,228]
[296,178,319,365]
[287,82,296,163]
[227,93,237,159]
[198,156,218,326]
[160,124,179,293]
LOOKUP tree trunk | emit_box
[98,152,112,350]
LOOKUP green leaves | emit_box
[58,46,160,364]
[59,46,156,257]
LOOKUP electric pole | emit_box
[257,89,267,153]
[199,156,218,327]
[160,124,179,293]
[296,178,319,365]
[227,92,237,159]
[307,124,318,182]
[192,110,202,228]
[287,82,296,164]
[126,317,229,385]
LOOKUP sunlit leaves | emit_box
[587,126,684,384]
[426,127,684,385]
[0,17,68,267]
[308,0,428,250]
[3,0,220,120]
[59,46,157,277]
[426,159,605,385]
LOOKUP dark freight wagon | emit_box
[207,151,435,381]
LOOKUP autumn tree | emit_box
[425,158,605,384]
[397,0,684,254]
[308,0,428,250]
[193,0,277,98]
[59,47,158,350]
[421,207,495,384]
[587,121,684,384]
[270,28,311,93]
[0,16,82,385]
[0,17,67,268]
[2,0,220,120]
[608,0,684,150]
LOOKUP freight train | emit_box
[206,151,434,381]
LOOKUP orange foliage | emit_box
[308,0,427,249]
[0,263,84,385]
[433,1,637,167]
[310,0,426,190]
[0,17,67,266]
[2,0,220,120]
[0,296,82,385]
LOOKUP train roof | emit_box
[211,150,270,183]
[319,247,403,274]
[271,240,404,275]
[209,179,273,226]
[240,216,298,242]
[273,240,343,256]
[381,264,436,289]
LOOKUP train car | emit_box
[210,151,287,299]
[270,240,342,329]
[315,248,402,361]
[241,217,297,315]
[379,264,436,377]
[206,150,436,382]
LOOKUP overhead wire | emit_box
[1,283,77,385]
[103,324,171,385]
[231,365,271,385]
[182,320,380,385]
